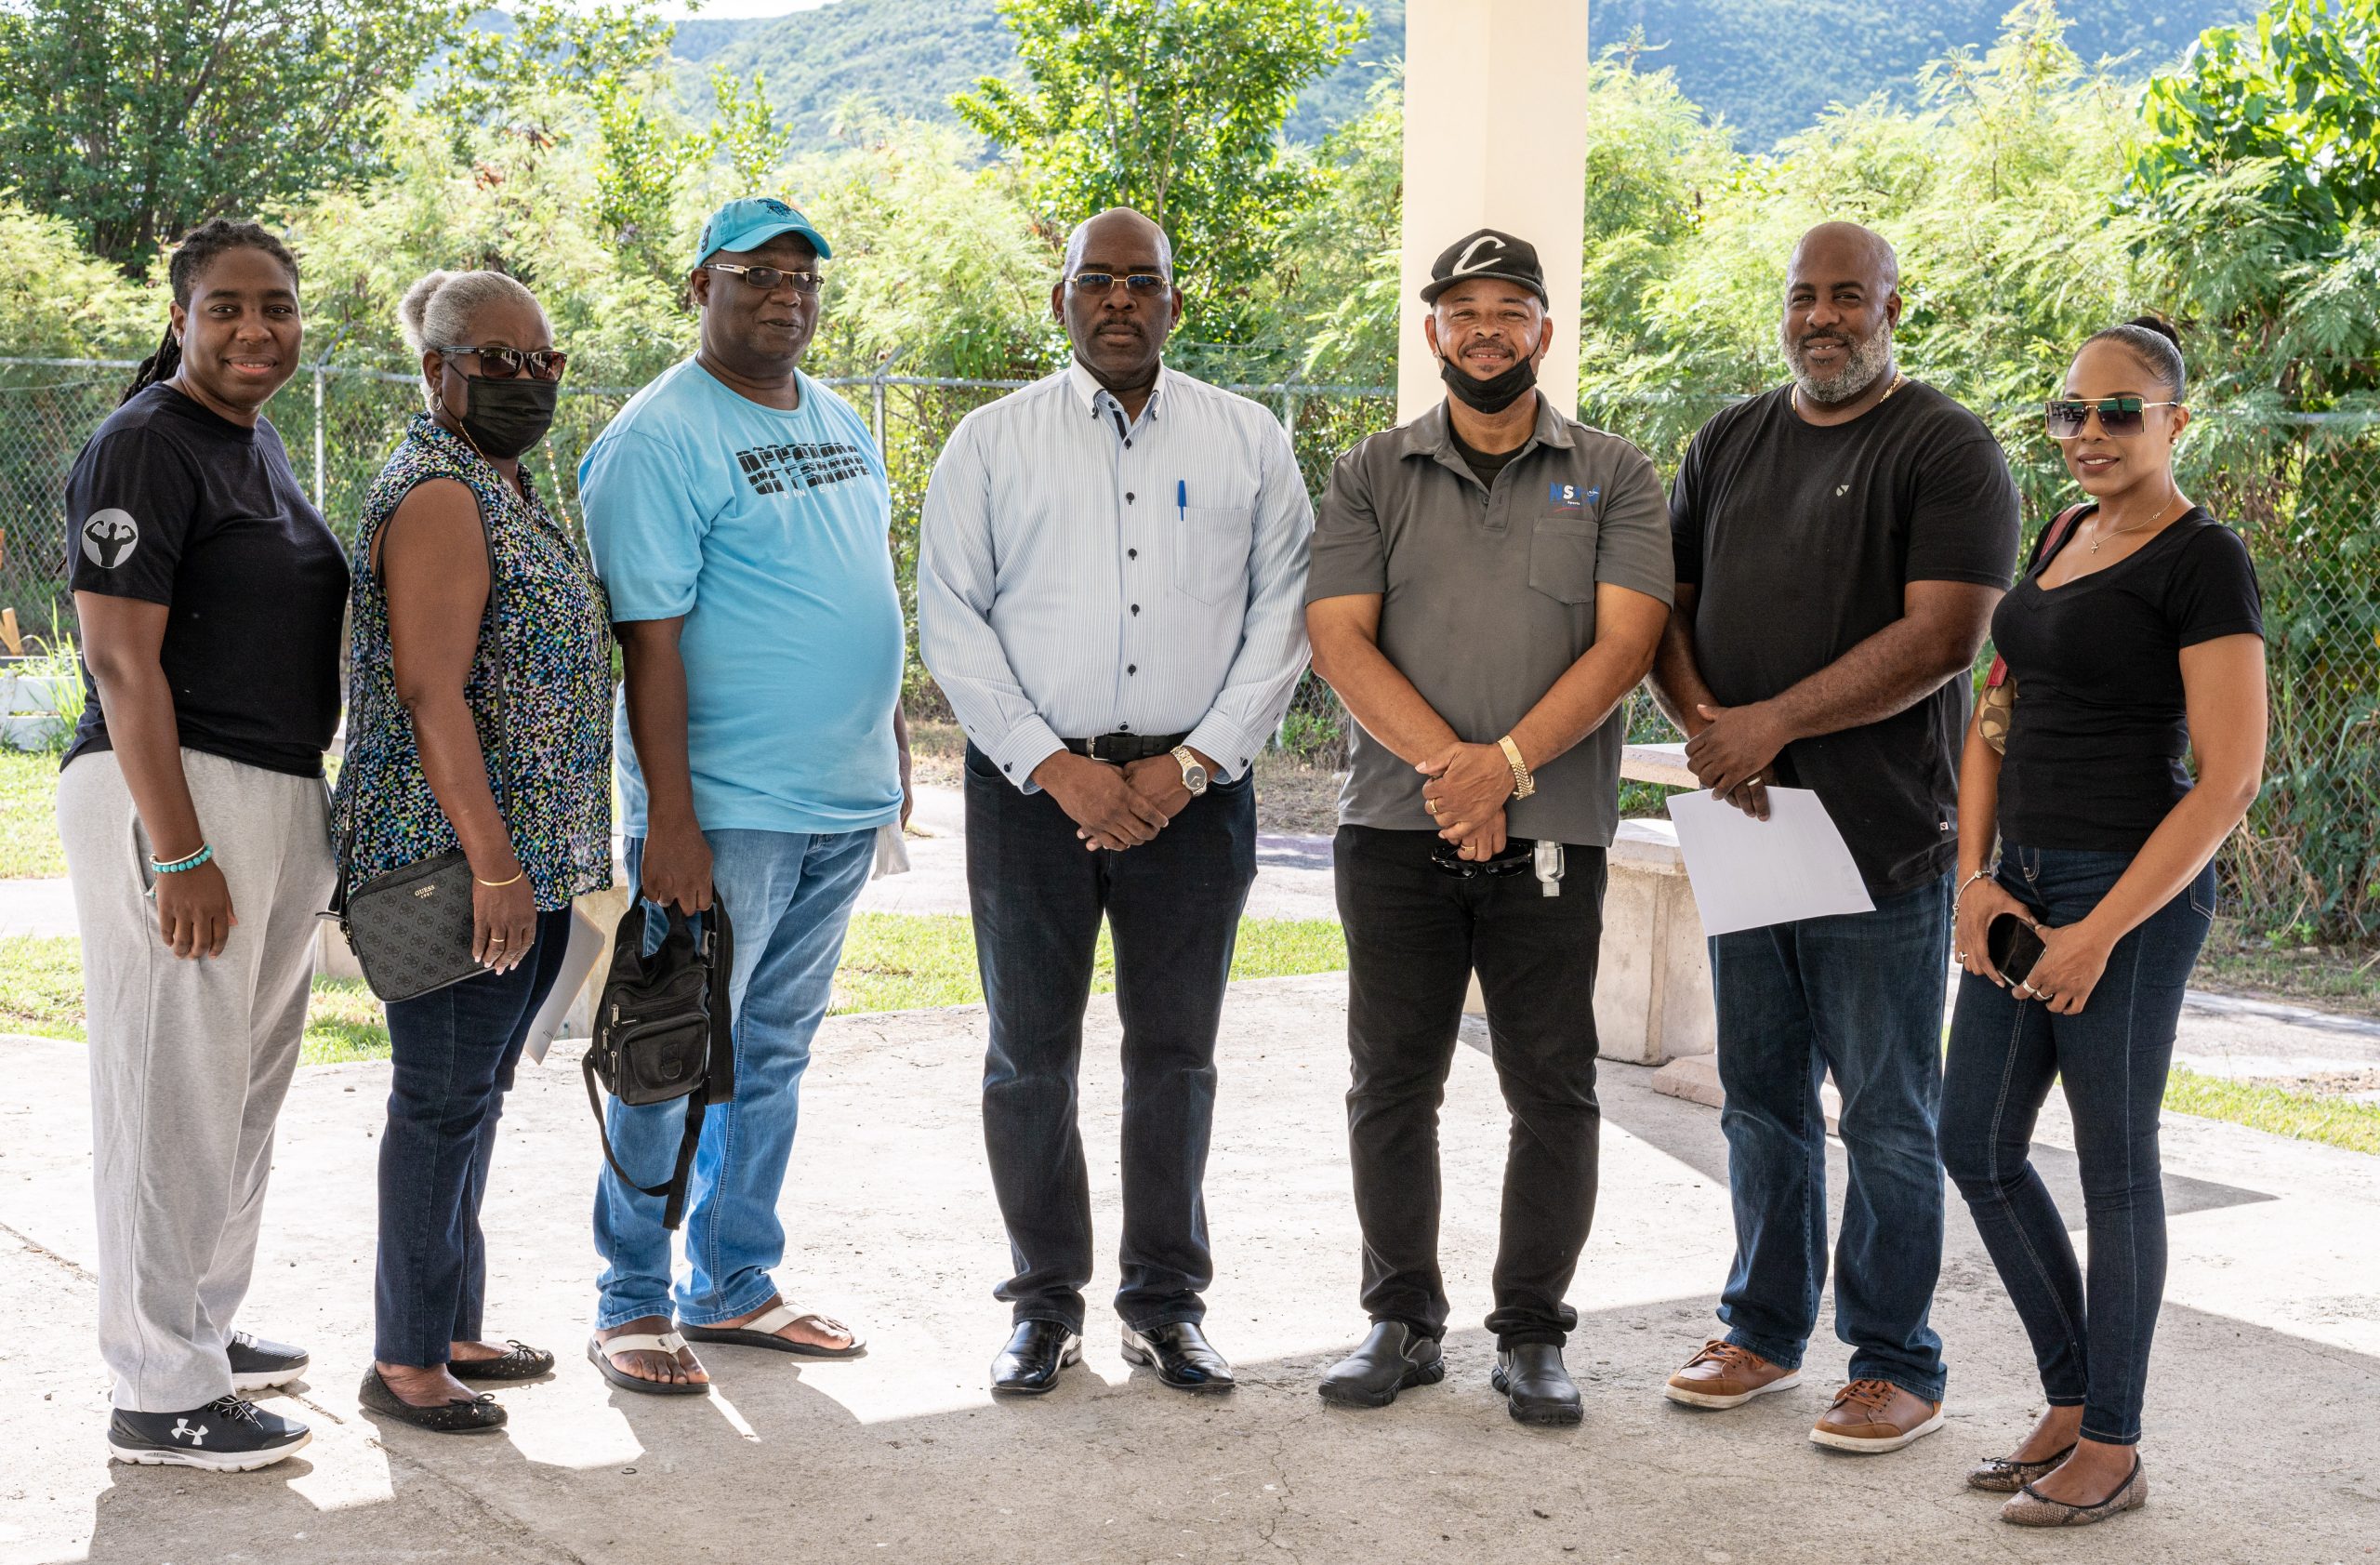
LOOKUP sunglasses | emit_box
[434,344,568,381]
[1068,272,1170,296]
[2044,396,2180,439]
[706,262,824,295]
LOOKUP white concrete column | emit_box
[1396,0,1591,424]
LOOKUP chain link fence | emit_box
[5,356,2373,939]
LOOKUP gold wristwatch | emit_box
[1498,735,1536,800]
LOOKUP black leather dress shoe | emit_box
[1120,1321,1235,1393]
[1317,1321,1445,1408]
[1493,1344,1583,1426]
[990,1320,1081,1396]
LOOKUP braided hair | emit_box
[121,219,302,405]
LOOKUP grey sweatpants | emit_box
[59,748,335,1412]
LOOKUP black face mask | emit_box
[1438,349,1539,416]
[451,374,558,458]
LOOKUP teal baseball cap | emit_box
[694,196,832,267]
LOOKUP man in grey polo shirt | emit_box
[1303,229,1673,1425]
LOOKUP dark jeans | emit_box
[1710,871,1951,1401]
[1938,845,2214,1445]
[1335,827,1607,1349]
[375,907,572,1367]
[965,743,1256,1333]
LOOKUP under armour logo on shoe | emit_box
[171,1418,208,1445]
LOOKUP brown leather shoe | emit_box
[1663,1340,1801,1410]
[1809,1378,1943,1452]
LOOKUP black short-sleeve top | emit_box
[1991,507,2264,851]
[61,382,348,776]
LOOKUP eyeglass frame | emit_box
[704,262,826,295]
[1066,271,1171,296]
[2044,395,2182,439]
[430,344,570,382]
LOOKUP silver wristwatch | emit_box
[1170,745,1210,796]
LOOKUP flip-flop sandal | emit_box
[678,1302,868,1359]
[586,1331,711,1396]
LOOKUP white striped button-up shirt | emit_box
[918,361,1314,789]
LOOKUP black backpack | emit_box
[582,900,734,1230]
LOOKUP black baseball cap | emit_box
[1420,228,1547,305]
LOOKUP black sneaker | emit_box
[227,1330,311,1391]
[108,1396,311,1470]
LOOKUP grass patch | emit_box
[0,935,395,1063]
[2191,925,2380,1021]
[829,912,1347,1015]
[2163,1066,2380,1157]
[0,749,66,879]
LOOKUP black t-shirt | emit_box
[1671,380,2021,894]
[1992,508,2263,852]
[1448,424,1522,490]
[62,383,349,777]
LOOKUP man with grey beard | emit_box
[1647,221,2018,1454]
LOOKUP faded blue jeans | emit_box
[1938,845,2214,1445]
[1710,871,1952,1402]
[592,827,875,1330]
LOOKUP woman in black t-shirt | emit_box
[1937,319,2267,1528]
[56,221,346,1472]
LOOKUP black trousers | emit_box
[965,743,1257,1333]
[1335,825,1607,1348]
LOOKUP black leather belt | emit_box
[1063,731,1191,764]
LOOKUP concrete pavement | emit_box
[4,975,2376,1564]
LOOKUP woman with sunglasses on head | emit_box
[333,270,612,1432]
[60,219,344,1471]
[1937,316,2267,1527]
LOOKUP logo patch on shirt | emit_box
[1548,483,1597,511]
[1836,484,1852,497]
[81,509,139,568]
[734,441,872,497]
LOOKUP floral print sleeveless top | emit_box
[333,414,614,912]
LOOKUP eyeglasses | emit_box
[706,263,825,295]
[2044,396,2180,439]
[1068,272,1170,296]
[433,345,568,381]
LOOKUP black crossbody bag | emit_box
[583,899,736,1230]
[330,512,509,1003]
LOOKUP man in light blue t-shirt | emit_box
[580,196,909,1394]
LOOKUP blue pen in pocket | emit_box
[1177,479,1186,521]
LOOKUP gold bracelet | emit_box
[475,868,526,888]
[1498,735,1536,800]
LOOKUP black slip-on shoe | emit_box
[358,1368,508,1434]
[1121,1321,1235,1393]
[108,1396,311,1470]
[226,1330,310,1392]
[990,1320,1082,1396]
[1493,1344,1584,1426]
[451,1340,557,1382]
[1317,1321,1446,1409]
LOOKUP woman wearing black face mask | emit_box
[333,269,613,1431]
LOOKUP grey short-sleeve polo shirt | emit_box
[1305,397,1674,846]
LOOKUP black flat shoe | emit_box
[227,1330,311,1392]
[358,1368,508,1434]
[1121,1321,1235,1393]
[1493,1344,1583,1426]
[451,1340,557,1382]
[990,1320,1081,1396]
[1318,1321,1446,1409]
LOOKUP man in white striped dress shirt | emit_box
[918,207,1313,1398]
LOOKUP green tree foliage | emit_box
[0,0,469,274]
[954,0,1367,341]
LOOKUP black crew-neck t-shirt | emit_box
[1992,508,2263,852]
[62,383,349,777]
[1671,380,2021,895]
[1448,424,1523,491]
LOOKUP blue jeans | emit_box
[965,744,1256,1333]
[377,907,573,1367]
[592,828,875,1330]
[1938,846,2214,1446]
[1710,872,1951,1401]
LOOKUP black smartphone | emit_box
[1987,911,2045,986]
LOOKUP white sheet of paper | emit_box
[1665,787,1876,936]
[870,821,911,879]
[522,903,609,1066]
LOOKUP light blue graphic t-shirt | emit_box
[581,358,904,838]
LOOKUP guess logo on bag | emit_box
[415,884,438,898]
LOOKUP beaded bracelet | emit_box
[150,842,215,876]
